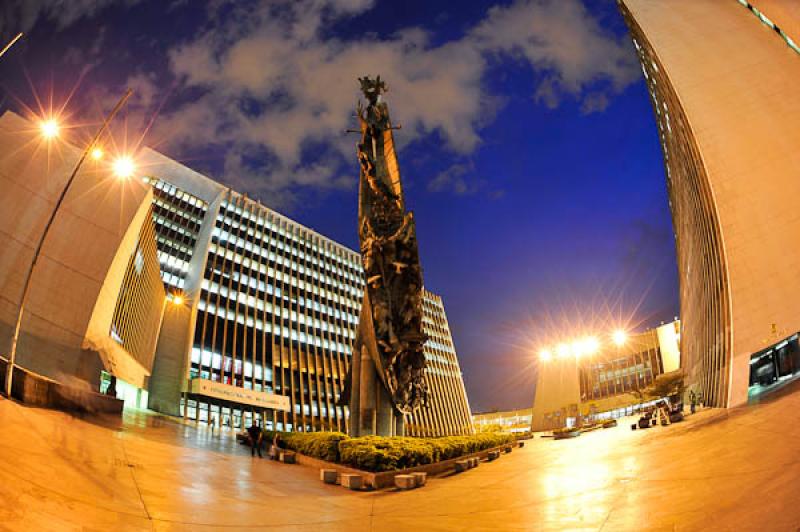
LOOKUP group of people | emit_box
[246,421,282,460]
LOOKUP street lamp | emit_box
[539,349,553,362]
[40,119,60,140]
[4,89,134,398]
[0,33,23,61]
[112,156,135,179]
[91,147,104,160]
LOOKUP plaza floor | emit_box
[2,383,800,531]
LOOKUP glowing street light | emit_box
[112,156,135,179]
[613,329,628,347]
[172,294,185,306]
[539,349,553,362]
[91,147,104,160]
[40,119,60,140]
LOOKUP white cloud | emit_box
[5,0,640,206]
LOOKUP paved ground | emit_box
[2,381,800,531]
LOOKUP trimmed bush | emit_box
[264,430,348,462]
[260,430,515,472]
[338,432,515,472]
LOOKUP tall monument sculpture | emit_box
[341,76,429,437]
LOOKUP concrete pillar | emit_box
[349,343,362,436]
[359,346,376,435]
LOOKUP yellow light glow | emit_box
[613,329,627,347]
[91,147,104,160]
[540,349,553,362]
[571,340,584,358]
[112,156,135,179]
[556,343,570,359]
[40,119,59,139]
[172,295,185,306]
[584,336,600,355]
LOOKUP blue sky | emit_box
[0,0,678,411]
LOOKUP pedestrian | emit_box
[690,391,696,414]
[247,420,263,458]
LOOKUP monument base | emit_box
[348,345,404,437]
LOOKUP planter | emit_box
[553,430,580,440]
[299,441,521,489]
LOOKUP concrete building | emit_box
[0,110,472,435]
[619,0,800,407]
[0,111,165,405]
[531,321,680,431]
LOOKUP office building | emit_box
[404,290,473,436]
[619,0,800,407]
[0,110,472,436]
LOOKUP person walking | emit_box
[247,420,263,458]
[689,390,697,414]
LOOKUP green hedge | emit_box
[338,432,515,472]
[261,430,515,472]
[264,430,348,462]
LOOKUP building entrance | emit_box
[749,334,800,398]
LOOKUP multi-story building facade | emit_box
[619,0,800,407]
[531,321,680,431]
[405,290,473,436]
[473,408,532,434]
[0,110,471,436]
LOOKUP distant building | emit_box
[0,110,472,436]
[472,408,532,434]
[619,0,800,407]
[531,321,680,431]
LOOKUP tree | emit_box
[645,370,686,404]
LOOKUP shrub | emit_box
[263,430,349,462]
[338,432,515,472]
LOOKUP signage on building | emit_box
[189,378,291,411]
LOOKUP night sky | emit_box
[0,0,679,412]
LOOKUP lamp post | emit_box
[3,89,134,398]
[0,33,23,60]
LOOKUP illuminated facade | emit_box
[473,408,532,434]
[531,321,680,431]
[404,290,473,436]
[0,110,471,435]
[134,149,470,435]
[620,0,800,407]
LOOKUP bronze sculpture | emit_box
[341,76,429,436]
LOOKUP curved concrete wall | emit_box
[621,0,800,406]
[0,111,153,389]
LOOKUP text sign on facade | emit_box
[189,378,290,412]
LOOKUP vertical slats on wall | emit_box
[110,206,166,372]
[621,6,731,407]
